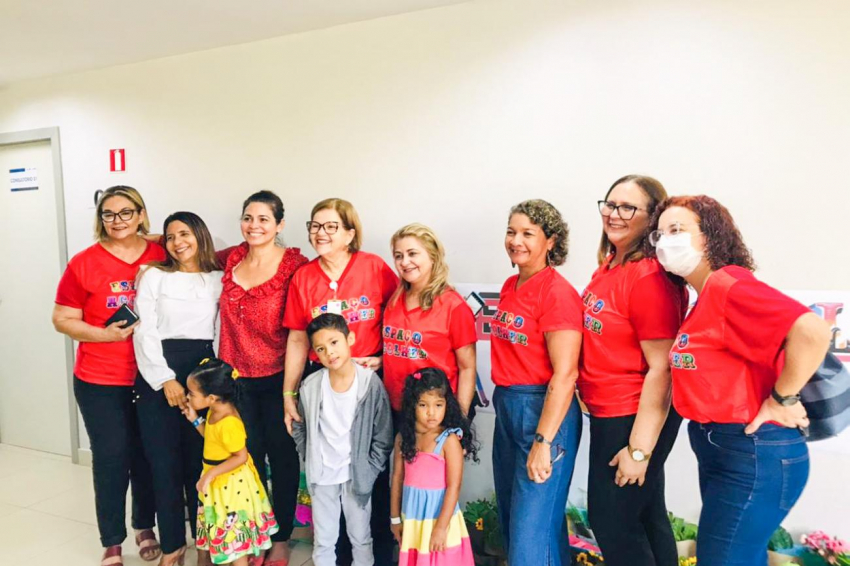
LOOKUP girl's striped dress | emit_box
[399,428,474,566]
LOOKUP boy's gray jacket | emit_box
[292,363,393,507]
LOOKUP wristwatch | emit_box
[627,445,651,463]
[771,387,801,407]
[534,433,552,446]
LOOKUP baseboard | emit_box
[77,447,92,467]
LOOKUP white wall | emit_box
[1,0,848,539]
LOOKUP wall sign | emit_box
[110,149,126,172]
[9,167,38,192]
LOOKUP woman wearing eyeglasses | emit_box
[283,198,397,566]
[648,196,830,566]
[490,199,583,566]
[53,185,165,566]
[578,176,686,566]
[216,190,308,566]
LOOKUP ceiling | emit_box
[0,0,469,87]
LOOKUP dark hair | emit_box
[399,367,479,464]
[509,199,570,266]
[597,175,668,265]
[242,190,285,224]
[648,195,755,272]
[188,358,241,406]
[306,313,350,343]
[152,211,219,273]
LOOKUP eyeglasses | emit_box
[101,208,138,223]
[551,444,566,464]
[648,221,690,246]
[598,200,644,220]
[306,221,341,234]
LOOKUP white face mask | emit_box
[656,232,703,277]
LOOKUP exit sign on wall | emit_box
[110,149,126,172]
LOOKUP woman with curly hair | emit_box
[579,176,687,566]
[382,223,477,417]
[648,196,831,566]
[389,367,478,566]
[489,199,584,566]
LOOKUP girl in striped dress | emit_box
[390,368,478,566]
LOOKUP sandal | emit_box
[102,545,123,566]
[135,529,163,562]
[248,553,266,566]
[264,560,288,566]
[157,546,186,566]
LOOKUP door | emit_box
[0,139,72,456]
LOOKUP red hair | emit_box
[648,195,756,271]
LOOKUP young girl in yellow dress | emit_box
[183,358,279,565]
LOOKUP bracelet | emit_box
[390,516,402,525]
[192,416,205,428]
[283,391,299,397]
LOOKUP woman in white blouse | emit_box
[134,211,223,566]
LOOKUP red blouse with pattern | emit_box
[217,243,309,378]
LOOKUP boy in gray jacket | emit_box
[292,313,393,566]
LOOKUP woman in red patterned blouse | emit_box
[216,190,308,566]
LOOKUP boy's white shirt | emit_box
[315,363,359,485]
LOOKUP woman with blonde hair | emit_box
[283,197,397,566]
[53,185,165,566]
[382,223,477,416]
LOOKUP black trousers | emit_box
[74,376,157,547]
[238,371,300,543]
[135,339,212,553]
[587,409,683,566]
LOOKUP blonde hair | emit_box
[311,198,362,253]
[389,223,451,311]
[94,185,150,242]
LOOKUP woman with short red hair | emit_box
[648,195,831,566]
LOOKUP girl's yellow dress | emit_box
[196,415,279,564]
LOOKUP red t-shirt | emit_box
[578,257,687,417]
[55,241,167,386]
[218,243,309,377]
[490,267,583,387]
[382,289,478,410]
[670,266,810,424]
[284,251,398,362]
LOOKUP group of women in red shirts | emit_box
[54,177,830,566]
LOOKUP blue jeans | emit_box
[689,421,809,566]
[492,386,582,566]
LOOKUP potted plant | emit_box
[800,531,850,566]
[463,496,506,566]
[669,512,698,558]
[768,526,799,565]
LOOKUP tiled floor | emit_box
[0,444,314,566]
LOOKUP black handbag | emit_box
[801,352,850,441]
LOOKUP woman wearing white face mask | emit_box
[578,176,687,566]
[648,196,831,566]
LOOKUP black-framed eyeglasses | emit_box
[101,208,138,223]
[306,221,341,234]
[598,200,644,220]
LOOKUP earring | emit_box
[546,251,553,266]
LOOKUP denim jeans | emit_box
[492,386,582,566]
[689,421,809,566]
